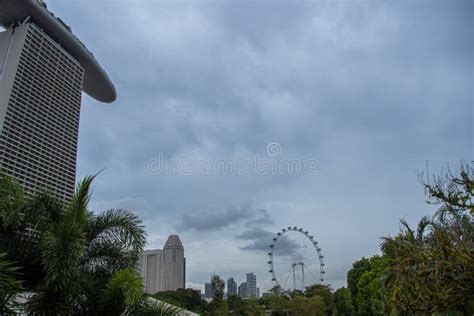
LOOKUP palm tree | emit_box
[381,217,432,313]
[381,204,474,313]
[28,175,147,314]
[0,252,22,313]
[0,175,66,289]
[209,274,227,315]
[0,174,147,314]
[210,274,225,301]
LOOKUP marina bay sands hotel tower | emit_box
[0,0,116,199]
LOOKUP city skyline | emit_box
[199,272,262,299]
[13,0,472,293]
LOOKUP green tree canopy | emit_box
[381,163,473,314]
[334,287,353,316]
[347,257,370,312]
[305,283,335,315]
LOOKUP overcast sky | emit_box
[46,0,472,292]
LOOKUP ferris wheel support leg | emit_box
[301,263,305,292]
[292,264,296,291]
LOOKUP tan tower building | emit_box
[138,234,186,294]
[162,234,185,291]
[137,249,164,294]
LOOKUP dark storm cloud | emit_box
[236,228,274,241]
[237,229,274,252]
[236,228,300,256]
[176,208,271,232]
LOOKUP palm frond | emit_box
[40,222,85,292]
[27,289,74,316]
[416,216,432,242]
[399,219,415,241]
[84,209,146,269]
[81,239,136,274]
[131,298,182,316]
[0,252,23,313]
[103,268,144,306]
[0,252,22,293]
[64,175,95,228]
[24,191,64,229]
[0,174,25,231]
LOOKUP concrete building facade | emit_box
[238,282,248,298]
[138,235,185,294]
[137,249,164,294]
[204,282,213,299]
[0,23,82,199]
[162,234,185,291]
[227,277,237,297]
[0,0,116,199]
[246,273,257,298]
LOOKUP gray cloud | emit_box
[245,209,273,227]
[236,228,301,256]
[236,227,274,241]
[236,228,275,252]
[44,0,474,291]
[177,208,272,232]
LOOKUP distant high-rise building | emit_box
[227,277,237,296]
[238,282,248,298]
[138,249,163,294]
[246,273,257,298]
[0,0,116,200]
[162,235,185,291]
[204,282,213,298]
[138,235,186,294]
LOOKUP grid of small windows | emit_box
[0,23,84,201]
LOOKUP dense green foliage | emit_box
[334,287,353,315]
[304,284,335,315]
[381,164,473,314]
[347,256,388,315]
[346,257,370,312]
[229,297,266,315]
[101,268,145,314]
[211,274,226,301]
[209,274,229,315]
[0,252,22,313]
[0,174,174,315]
[346,163,474,315]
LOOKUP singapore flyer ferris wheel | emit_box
[268,226,325,293]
